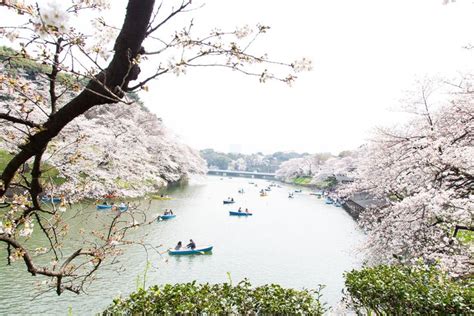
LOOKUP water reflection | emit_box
[0,176,364,314]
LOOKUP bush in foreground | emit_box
[102,279,326,315]
[344,264,474,315]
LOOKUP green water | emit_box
[0,176,365,314]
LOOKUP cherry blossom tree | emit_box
[275,157,309,181]
[0,0,309,294]
[310,155,356,184]
[275,152,354,186]
[342,79,473,276]
[229,157,247,171]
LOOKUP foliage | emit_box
[126,91,148,112]
[293,176,312,185]
[200,149,233,170]
[0,149,12,172]
[457,230,474,245]
[103,280,326,315]
[0,149,65,186]
[313,176,338,190]
[344,264,474,315]
[0,45,49,77]
[200,148,308,173]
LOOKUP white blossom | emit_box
[342,80,473,275]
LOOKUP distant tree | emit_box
[0,0,309,295]
[201,150,309,173]
[200,149,232,170]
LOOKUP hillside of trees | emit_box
[0,49,206,199]
[200,149,309,173]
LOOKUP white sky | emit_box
[139,0,473,154]
[2,0,473,154]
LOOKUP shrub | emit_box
[344,264,474,315]
[102,279,326,315]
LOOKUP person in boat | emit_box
[231,197,234,202]
[238,207,242,212]
[119,202,126,208]
[164,209,169,215]
[102,201,108,205]
[169,209,174,215]
[186,239,196,250]
[245,208,249,213]
[175,241,182,250]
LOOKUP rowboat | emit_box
[223,200,235,204]
[119,205,129,212]
[41,197,61,203]
[229,211,253,216]
[96,204,112,210]
[169,246,213,255]
[159,214,176,220]
[151,195,173,200]
[325,198,334,204]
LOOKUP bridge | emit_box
[207,169,276,179]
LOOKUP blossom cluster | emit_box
[342,82,473,276]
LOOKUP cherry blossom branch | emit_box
[146,0,193,37]
[0,113,40,128]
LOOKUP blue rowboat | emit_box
[96,204,112,210]
[159,214,176,220]
[334,202,342,207]
[41,197,61,203]
[229,211,252,216]
[223,200,235,204]
[325,198,334,204]
[169,246,213,255]
[119,206,129,212]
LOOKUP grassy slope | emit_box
[0,149,65,186]
[292,177,312,185]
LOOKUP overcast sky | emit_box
[3,0,473,154]
[137,0,473,154]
